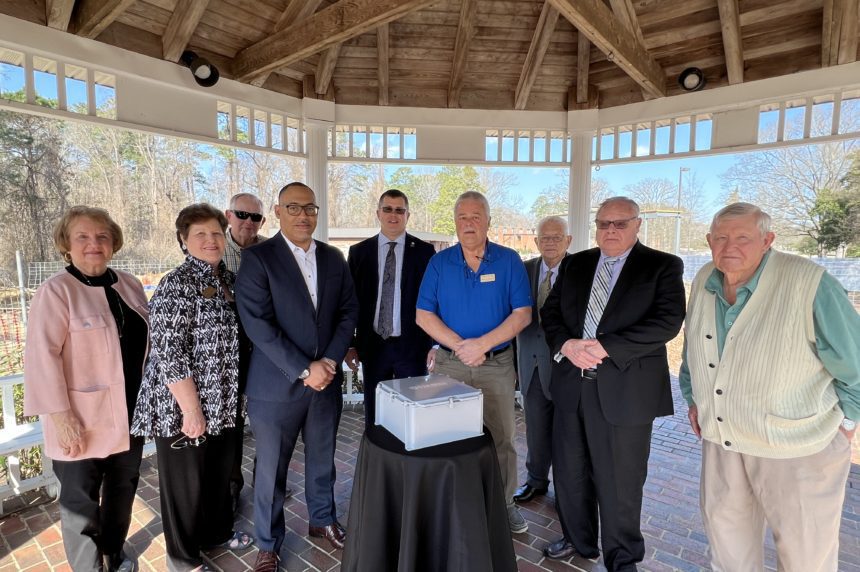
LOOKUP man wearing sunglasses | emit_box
[540,197,685,571]
[224,193,267,274]
[346,189,436,426]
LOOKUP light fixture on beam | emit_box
[678,67,705,92]
[180,50,220,88]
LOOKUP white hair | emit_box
[229,192,264,211]
[537,215,568,235]
[597,196,640,218]
[454,191,490,217]
[710,202,771,235]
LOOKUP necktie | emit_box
[376,241,397,339]
[537,269,553,313]
[582,257,619,339]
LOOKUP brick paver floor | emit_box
[1,382,858,571]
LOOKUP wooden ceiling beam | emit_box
[162,0,211,63]
[447,0,478,108]
[576,31,591,104]
[250,0,325,87]
[72,0,135,39]
[823,0,859,66]
[46,0,75,31]
[717,0,744,84]
[315,43,342,95]
[378,23,390,106]
[608,0,645,46]
[234,0,435,83]
[514,2,559,110]
[548,0,666,98]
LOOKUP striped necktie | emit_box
[376,241,397,339]
[582,257,619,339]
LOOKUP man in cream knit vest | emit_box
[679,202,859,572]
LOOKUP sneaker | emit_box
[507,504,528,534]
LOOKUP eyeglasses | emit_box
[595,216,639,230]
[282,204,320,216]
[538,236,565,244]
[230,210,264,223]
[380,206,408,215]
[170,435,207,450]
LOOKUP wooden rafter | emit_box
[608,0,645,46]
[717,0,744,84]
[447,0,478,108]
[250,0,324,87]
[378,24,390,106]
[548,0,666,98]
[162,0,210,63]
[315,44,342,95]
[515,2,559,110]
[72,0,135,39]
[822,0,859,66]
[576,31,591,104]
[46,0,75,31]
[233,0,435,83]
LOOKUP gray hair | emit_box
[537,215,568,236]
[229,192,264,212]
[710,202,771,235]
[597,196,640,218]
[454,191,491,217]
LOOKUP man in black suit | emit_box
[236,182,359,572]
[345,189,436,426]
[540,197,685,571]
[513,215,571,504]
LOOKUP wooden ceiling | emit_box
[3,0,859,111]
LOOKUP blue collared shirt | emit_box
[417,241,531,350]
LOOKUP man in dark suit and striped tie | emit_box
[540,197,685,571]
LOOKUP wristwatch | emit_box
[298,368,310,380]
[842,418,857,431]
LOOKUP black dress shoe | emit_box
[308,521,346,550]
[513,483,548,503]
[543,538,599,560]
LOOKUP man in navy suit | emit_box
[345,189,435,426]
[236,182,358,572]
[540,197,685,571]
[513,216,571,504]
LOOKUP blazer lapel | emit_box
[400,234,411,290]
[577,250,601,323]
[314,240,327,314]
[600,242,642,320]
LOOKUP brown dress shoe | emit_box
[308,522,346,550]
[253,550,279,572]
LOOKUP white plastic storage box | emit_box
[375,374,484,451]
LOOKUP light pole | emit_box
[675,167,690,255]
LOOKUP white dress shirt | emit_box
[282,233,318,309]
[598,244,634,296]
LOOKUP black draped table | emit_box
[341,424,517,572]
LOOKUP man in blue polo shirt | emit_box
[416,190,533,534]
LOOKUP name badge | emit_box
[480,274,496,283]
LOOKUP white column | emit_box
[304,121,331,242]
[568,131,594,253]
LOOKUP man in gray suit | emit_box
[514,215,572,503]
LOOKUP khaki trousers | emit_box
[700,432,851,572]
[435,346,518,504]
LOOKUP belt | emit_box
[438,344,511,360]
[581,368,598,380]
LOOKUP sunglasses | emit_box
[380,206,408,215]
[595,216,638,230]
[231,210,264,223]
[170,435,207,450]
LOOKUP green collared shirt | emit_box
[679,250,860,420]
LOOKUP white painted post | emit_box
[305,121,331,242]
[569,131,594,253]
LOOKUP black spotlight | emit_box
[678,67,705,92]
[180,50,220,88]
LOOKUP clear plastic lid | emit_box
[378,374,482,405]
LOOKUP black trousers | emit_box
[52,436,144,572]
[154,431,237,572]
[553,379,652,572]
[361,335,428,426]
[523,369,554,490]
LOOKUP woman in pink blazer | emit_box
[23,206,150,572]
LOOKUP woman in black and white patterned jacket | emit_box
[132,203,253,572]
